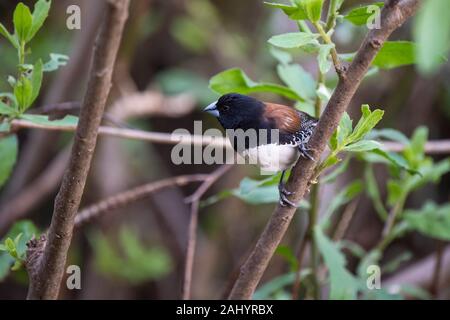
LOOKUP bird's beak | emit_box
[203,101,219,117]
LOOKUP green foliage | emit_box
[404,202,450,240]
[0,0,70,193]
[155,68,217,106]
[0,135,18,188]
[268,32,319,49]
[13,3,33,43]
[413,0,450,74]
[19,114,79,127]
[314,226,358,299]
[209,68,302,101]
[0,220,38,281]
[343,2,384,26]
[0,0,65,118]
[89,226,173,285]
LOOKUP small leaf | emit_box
[13,3,33,42]
[277,63,316,100]
[321,180,363,225]
[373,41,417,69]
[264,2,308,20]
[0,135,18,188]
[315,226,358,299]
[209,68,302,101]
[302,0,324,22]
[19,114,78,127]
[14,77,33,112]
[5,239,15,252]
[270,47,293,65]
[413,0,450,74]
[0,101,16,116]
[346,105,384,143]
[268,32,320,49]
[364,165,388,220]
[0,23,19,48]
[322,156,351,184]
[344,2,384,26]
[30,59,43,106]
[275,245,298,271]
[27,0,51,42]
[343,140,382,152]
[404,202,450,240]
[11,260,22,271]
[318,44,334,74]
[366,128,410,145]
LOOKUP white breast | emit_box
[241,143,299,173]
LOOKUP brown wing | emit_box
[263,102,301,134]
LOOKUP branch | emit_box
[74,174,210,228]
[10,118,450,154]
[182,165,232,300]
[26,0,130,300]
[228,0,421,300]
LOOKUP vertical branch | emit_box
[228,0,420,300]
[182,165,232,300]
[26,0,130,300]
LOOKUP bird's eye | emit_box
[222,105,230,111]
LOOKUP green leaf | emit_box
[277,63,316,100]
[314,226,358,299]
[0,135,18,188]
[0,23,19,48]
[270,47,293,65]
[0,101,16,116]
[322,156,351,184]
[30,60,43,107]
[14,77,33,112]
[19,114,78,127]
[413,0,450,74]
[43,53,69,72]
[268,32,320,49]
[321,180,363,225]
[318,44,334,74]
[346,105,384,143]
[343,140,382,152]
[209,68,302,101]
[344,2,384,26]
[13,3,33,43]
[387,180,403,206]
[366,128,410,145]
[373,41,417,69]
[275,245,298,271]
[404,202,450,241]
[264,2,308,20]
[27,0,51,42]
[89,226,172,284]
[366,149,412,173]
[302,0,324,22]
[364,165,388,220]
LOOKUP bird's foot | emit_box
[278,184,297,207]
[298,143,315,161]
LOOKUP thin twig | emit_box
[228,0,420,300]
[182,165,232,300]
[74,174,210,229]
[9,119,450,154]
[332,198,359,242]
[26,0,130,300]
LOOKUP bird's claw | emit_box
[299,144,315,162]
[279,185,297,208]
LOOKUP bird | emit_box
[204,93,318,207]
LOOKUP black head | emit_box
[203,93,265,130]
